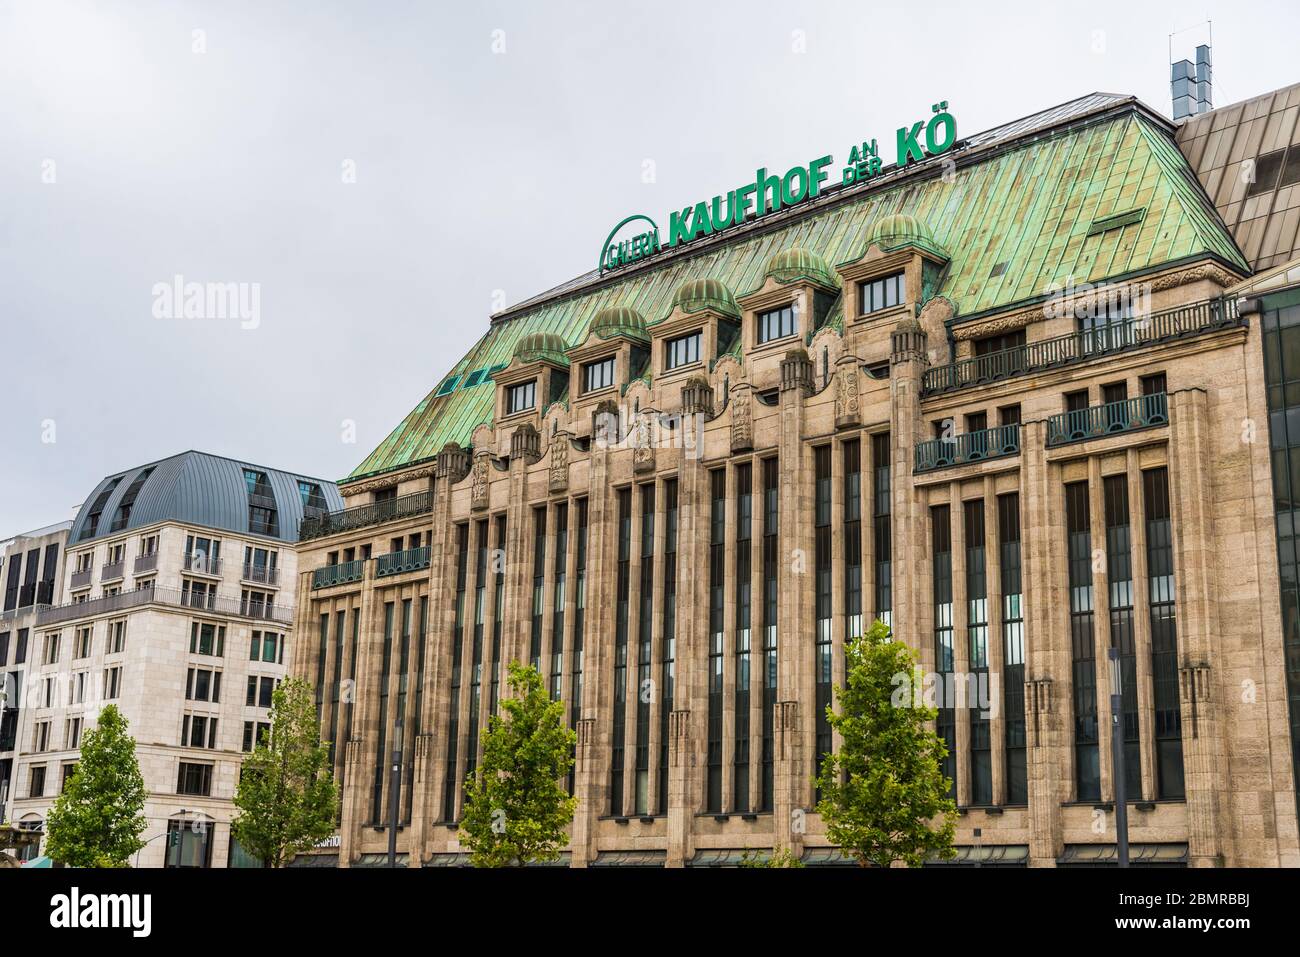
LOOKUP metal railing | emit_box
[299,489,434,541]
[923,298,1241,395]
[133,552,159,575]
[101,559,125,581]
[1047,392,1169,447]
[375,546,432,578]
[35,584,293,626]
[242,563,280,586]
[312,560,366,590]
[248,492,278,510]
[70,568,92,591]
[183,553,223,576]
[915,424,1022,474]
[249,519,280,537]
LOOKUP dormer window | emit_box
[507,380,536,414]
[582,357,616,393]
[665,331,702,370]
[757,304,797,344]
[860,271,904,315]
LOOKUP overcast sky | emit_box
[2,0,1298,535]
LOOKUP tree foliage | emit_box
[460,662,577,867]
[814,620,957,867]
[231,677,339,868]
[45,705,147,867]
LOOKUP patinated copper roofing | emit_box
[347,92,1247,483]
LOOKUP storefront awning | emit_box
[590,850,666,867]
[1057,843,1188,866]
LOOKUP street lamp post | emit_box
[388,720,403,868]
[1108,648,1130,868]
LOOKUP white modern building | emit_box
[8,451,341,867]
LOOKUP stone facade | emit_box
[294,252,1300,868]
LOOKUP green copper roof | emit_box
[513,331,571,366]
[666,277,741,321]
[765,246,839,289]
[348,100,1247,482]
[860,212,950,262]
[589,305,649,342]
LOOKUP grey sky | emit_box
[2,0,1297,535]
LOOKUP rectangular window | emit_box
[1144,467,1185,799]
[657,484,675,812]
[491,515,507,717]
[189,622,225,657]
[932,505,956,797]
[1140,372,1167,396]
[107,619,126,654]
[1104,474,1141,799]
[442,526,469,821]
[177,762,213,796]
[733,465,752,812]
[65,717,82,750]
[1066,481,1100,801]
[757,305,796,344]
[583,356,615,392]
[74,626,91,659]
[103,666,122,700]
[665,331,701,370]
[872,433,892,627]
[844,440,863,643]
[467,523,490,784]
[860,271,904,315]
[42,633,60,665]
[530,507,546,673]
[814,447,833,793]
[706,470,725,813]
[181,714,217,750]
[374,600,395,824]
[611,489,632,814]
[965,499,991,806]
[999,493,1027,804]
[760,457,779,811]
[635,488,654,815]
[242,721,271,752]
[569,503,587,795]
[30,765,46,798]
[506,380,536,415]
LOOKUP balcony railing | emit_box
[133,552,158,575]
[101,559,125,581]
[70,568,92,591]
[242,563,280,586]
[915,424,1021,474]
[922,299,1241,396]
[1047,392,1169,448]
[249,492,278,511]
[299,489,434,542]
[375,546,432,578]
[183,553,223,576]
[249,519,280,537]
[34,583,293,627]
[312,560,366,590]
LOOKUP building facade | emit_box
[292,91,1300,867]
[9,451,341,867]
[0,521,70,842]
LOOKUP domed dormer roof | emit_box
[864,213,949,261]
[765,246,838,289]
[512,332,571,366]
[589,305,649,341]
[670,277,740,320]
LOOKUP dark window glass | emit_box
[1066,482,1100,801]
[757,305,796,344]
[507,380,536,414]
[860,271,904,314]
[583,356,615,392]
[665,332,701,370]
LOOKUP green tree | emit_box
[460,662,577,867]
[45,704,146,867]
[231,677,339,868]
[814,619,957,867]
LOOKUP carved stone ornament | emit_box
[548,431,569,492]
[342,463,435,497]
[470,453,490,510]
[730,385,753,452]
[834,361,861,428]
[435,443,470,482]
[632,413,655,473]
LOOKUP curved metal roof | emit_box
[68,451,343,545]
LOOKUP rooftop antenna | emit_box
[1169,21,1212,121]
